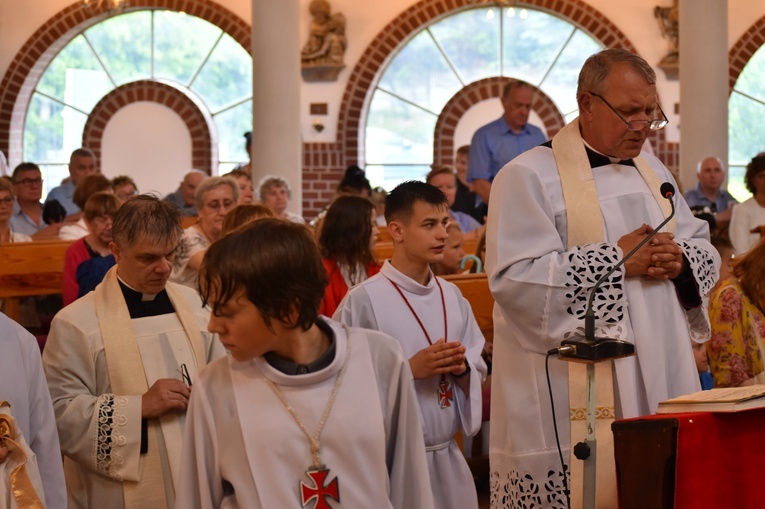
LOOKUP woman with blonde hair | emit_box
[707,237,765,387]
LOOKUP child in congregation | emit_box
[318,195,381,316]
[176,218,434,509]
[425,165,485,240]
[333,180,487,509]
[221,202,273,235]
[430,222,466,276]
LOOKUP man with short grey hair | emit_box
[43,195,224,509]
[487,48,718,506]
[684,155,737,229]
[467,80,546,206]
[163,169,207,216]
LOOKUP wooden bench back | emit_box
[442,272,494,343]
[0,240,73,321]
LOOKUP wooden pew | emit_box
[0,240,73,322]
[442,272,493,478]
[442,272,493,343]
[181,216,198,229]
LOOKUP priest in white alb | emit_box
[485,48,719,508]
[335,181,487,509]
[42,196,225,509]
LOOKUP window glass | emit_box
[191,35,253,113]
[214,100,252,166]
[84,11,152,85]
[153,10,223,85]
[37,35,114,111]
[729,44,765,201]
[377,30,463,114]
[728,91,765,201]
[429,8,501,84]
[539,30,601,117]
[502,9,575,84]
[365,89,437,166]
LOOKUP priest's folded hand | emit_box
[141,379,192,419]
[408,339,466,380]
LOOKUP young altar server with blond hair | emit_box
[176,218,434,509]
[334,180,487,509]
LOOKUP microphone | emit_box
[557,182,676,362]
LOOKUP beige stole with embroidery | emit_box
[552,117,675,508]
[94,266,206,509]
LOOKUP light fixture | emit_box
[81,0,129,14]
[468,0,528,18]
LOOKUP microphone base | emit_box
[558,336,636,363]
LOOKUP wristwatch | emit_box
[454,359,471,378]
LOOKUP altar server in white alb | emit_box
[177,218,434,509]
[0,312,66,509]
[334,180,487,509]
[42,196,225,509]
[486,48,719,508]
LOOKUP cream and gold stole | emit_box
[552,117,675,508]
[95,267,206,509]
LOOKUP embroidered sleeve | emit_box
[679,240,717,297]
[92,393,130,480]
[560,243,626,339]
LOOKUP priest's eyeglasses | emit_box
[589,92,669,131]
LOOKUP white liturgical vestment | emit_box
[176,318,434,509]
[485,142,719,508]
[42,277,224,509]
[334,261,488,509]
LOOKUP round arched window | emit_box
[729,44,765,201]
[364,6,603,189]
[23,9,252,197]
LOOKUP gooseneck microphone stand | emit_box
[555,182,676,509]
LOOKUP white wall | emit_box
[101,102,192,197]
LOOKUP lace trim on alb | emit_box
[94,393,129,480]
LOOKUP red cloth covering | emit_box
[319,258,380,317]
[618,408,765,508]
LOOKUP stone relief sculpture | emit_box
[301,0,347,82]
[654,0,679,79]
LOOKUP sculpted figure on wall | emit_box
[301,0,347,82]
[654,0,679,79]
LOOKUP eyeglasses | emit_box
[0,196,14,205]
[204,199,236,211]
[14,177,43,186]
[589,92,668,131]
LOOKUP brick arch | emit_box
[432,78,566,165]
[83,80,216,174]
[729,14,765,91]
[336,0,637,168]
[0,0,250,166]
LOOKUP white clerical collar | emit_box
[381,260,436,296]
[582,139,623,165]
[116,274,159,302]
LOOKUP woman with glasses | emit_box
[0,178,32,243]
[730,153,765,255]
[170,176,239,289]
[62,192,120,305]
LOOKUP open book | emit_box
[657,385,765,414]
